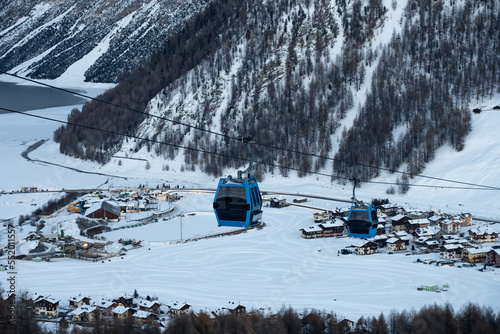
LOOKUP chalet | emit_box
[134,310,159,324]
[372,235,387,248]
[379,204,399,216]
[355,241,378,255]
[337,319,355,333]
[313,211,332,223]
[94,299,118,316]
[458,213,472,227]
[300,225,324,239]
[69,295,91,310]
[387,238,406,251]
[424,240,439,251]
[427,215,445,226]
[405,218,429,233]
[113,295,134,307]
[468,228,498,243]
[33,295,60,318]
[390,231,410,246]
[85,201,121,220]
[111,305,136,319]
[412,226,441,240]
[223,303,247,315]
[168,303,191,317]
[441,220,461,234]
[319,219,344,237]
[270,198,287,208]
[408,210,426,219]
[462,248,488,263]
[440,244,463,260]
[391,214,411,232]
[138,300,161,315]
[486,248,500,267]
[71,306,101,322]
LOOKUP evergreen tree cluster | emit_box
[56,0,499,182]
[334,0,499,182]
[2,296,499,334]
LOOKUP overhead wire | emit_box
[1,72,498,190]
[1,105,498,191]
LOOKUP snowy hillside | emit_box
[0,0,209,82]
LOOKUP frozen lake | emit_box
[0,81,86,112]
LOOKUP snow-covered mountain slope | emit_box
[0,0,209,83]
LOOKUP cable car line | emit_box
[0,71,241,142]
[1,106,499,191]
[2,71,498,191]
[3,71,498,192]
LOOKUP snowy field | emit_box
[1,77,500,320]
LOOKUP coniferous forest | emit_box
[1,292,499,334]
[55,0,500,184]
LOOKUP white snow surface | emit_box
[1,98,500,320]
[0,0,499,319]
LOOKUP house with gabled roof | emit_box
[391,214,410,232]
[440,244,464,259]
[468,228,498,243]
[139,299,161,315]
[462,248,489,263]
[428,214,445,226]
[387,238,406,251]
[441,220,461,234]
[69,295,91,310]
[168,303,191,317]
[319,219,345,237]
[111,305,136,319]
[33,295,60,318]
[93,299,119,316]
[71,305,101,322]
[486,248,500,267]
[413,226,442,240]
[85,201,121,220]
[134,310,159,324]
[354,241,378,255]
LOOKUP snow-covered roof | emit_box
[134,310,157,319]
[387,237,402,244]
[301,225,323,232]
[112,305,131,315]
[139,300,160,308]
[464,248,491,254]
[71,306,97,316]
[391,214,408,222]
[94,299,116,309]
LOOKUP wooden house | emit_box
[387,238,406,252]
[139,300,161,315]
[405,218,429,233]
[486,248,500,267]
[270,198,287,208]
[313,211,333,223]
[33,295,60,318]
[113,295,134,307]
[85,201,121,220]
[71,306,101,322]
[94,299,118,316]
[427,215,445,226]
[462,248,488,263]
[458,213,472,227]
[337,319,355,333]
[134,310,159,324]
[468,228,498,243]
[111,305,136,319]
[355,241,378,255]
[223,303,247,315]
[439,244,464,260]
[69,295,91,310]
[319,219,344,237]
[391,214,410,232]
[168,303,191,317]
